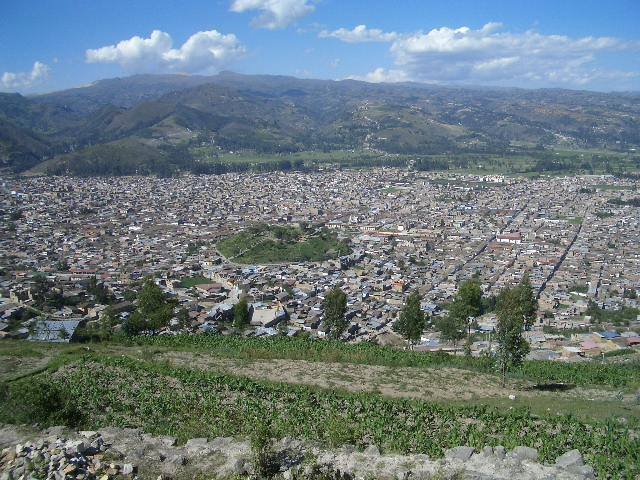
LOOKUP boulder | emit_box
[363,444,380,456]
[445,446,475,461]
[510,446,538,462]
[493,446,506,460]
[555,449,584,468]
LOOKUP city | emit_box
[1,169,638,359]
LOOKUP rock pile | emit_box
[0,429,136,480]
[0,425,596,480]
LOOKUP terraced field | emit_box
[1,338,639,478]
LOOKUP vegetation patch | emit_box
[0,355,637,479]
[127,335,640,389]
[217,224,351,264]
[178,275,211,288]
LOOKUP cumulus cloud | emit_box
[86,29,245,73]
[347,23,639,89]
[319,25,398,43]
[230,0,314,30]
[386,23,639,87]
[347,68,409,83]
[1,61,50,90]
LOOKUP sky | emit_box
[1,0,639,93]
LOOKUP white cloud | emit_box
[319,25,398,43]
[1,61,50,90]
[86,29,245,73]
[385,22,639,87]
[347,68,409,83]
[230,0,314,30]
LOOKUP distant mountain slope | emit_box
[31,74,216,113]
[1,72,639,174]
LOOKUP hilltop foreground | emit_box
[0,338,638,478]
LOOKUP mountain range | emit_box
[1,71,639,175]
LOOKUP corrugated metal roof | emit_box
[28,320,82,343]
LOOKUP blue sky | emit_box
[1,0,639,93]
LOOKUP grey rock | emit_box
[494,446,506,460]
[44,427,66,438]
[567,464,596,479]
[445,446,475,461]
[121,463,135,475]
[341,444,356,454]
[510,446,538,462]
[555,449,584,468]
[184,438,209,455]
[363,444,380,456]
[233,457,248,475]
[164,453,186,466]
[64,440,87,455]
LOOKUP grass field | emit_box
[217,224,351,264]
[178,275,211,288]
[188,148,640,176]
[0,342,638,479]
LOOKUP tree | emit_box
[436,304,466,345]
[394,290,426,348]
[56,258,70,271]
[87,276,112,304]
[233,298,251,329]
[323,287,348,340]
[495,286,531,386]
[436,279,482,346]
[515,274,537,330]
[176,307,191,330]
[126,277,173,335]
[58,327,69,341]
[123,311,145,336]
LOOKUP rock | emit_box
[45,427,66,438]
[445,446,475,461]
[567,464,596,479]
[508,394,516,400]
[363,445,380,456]
[232,458,247,475]
[510,446,538,462]
[184,438,209,455]
[63,464,76,475]
[494,446,506,460]
[481,446,493,457]
[341,444,356,454]
[555,449,584,468]
[158,436,177,447]
[65,441,87,455]
[79,431,98,439]
[121,463,135,475]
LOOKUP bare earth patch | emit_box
[152,351,640,421]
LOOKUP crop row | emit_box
[125,334,640,388]
[1,354,638,478]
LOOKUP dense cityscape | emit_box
[1,169,638,359]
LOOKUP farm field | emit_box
[0,345,638,479]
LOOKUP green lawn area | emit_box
[218,224,351,264]
[179,275,211,288]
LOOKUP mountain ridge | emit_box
[1,71,639,175]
